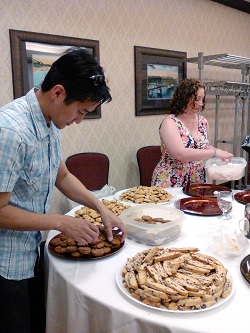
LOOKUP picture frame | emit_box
[134,46,187,116]
[9,29,101,119]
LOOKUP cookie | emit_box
[121,247,232,311]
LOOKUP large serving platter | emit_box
[114,188,176,205]
[49,232,124,261]
[234,190,250,205]
[175,197,222,216]
[183,184,231,198]
[240,254,250,285]
[116,266,235,313]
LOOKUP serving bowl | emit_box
[205,157,247,181]
[119,204,184,245]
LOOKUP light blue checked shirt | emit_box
[0,88,61,280]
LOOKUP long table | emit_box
[45,187,250,333]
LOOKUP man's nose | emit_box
[75,112,87,124]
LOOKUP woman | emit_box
[151,78,233,187]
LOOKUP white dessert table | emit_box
[45,187,250,333]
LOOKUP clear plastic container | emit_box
[119,204,184,245]
[205,157,247,181]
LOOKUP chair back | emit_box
[65,152,109,191]
[137,146,161,186]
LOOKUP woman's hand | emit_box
[214,148,233,161]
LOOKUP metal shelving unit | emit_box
[186,52,250,188]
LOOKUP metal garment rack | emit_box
[186,52,250,188]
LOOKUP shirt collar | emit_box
[26,88,54,140]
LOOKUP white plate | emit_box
[114,188,176,205]
[66,205,83,217]
[116,265,235,313]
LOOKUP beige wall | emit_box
[0,0,249,214]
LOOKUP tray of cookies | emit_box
[49,226,124,260]
[74,199,131,225]
[114,186,175,205]
[116,247,234,313]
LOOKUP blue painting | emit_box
[32,53,59,88]
[147,64,178,100]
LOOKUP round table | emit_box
[45,187,250,333]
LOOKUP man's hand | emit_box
[99,208,127,242]
[59,216,100,245]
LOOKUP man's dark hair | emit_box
[41,47,112,105]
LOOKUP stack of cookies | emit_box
[122,247,232,311]
[49,226,122,258]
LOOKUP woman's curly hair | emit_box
[169,78,206,115]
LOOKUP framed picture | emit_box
[134,46,187,116]
[9,29,101,119]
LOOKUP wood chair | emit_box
[65,152,110,191]
[136,146,161,186]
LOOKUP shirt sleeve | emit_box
[0,127,25,192]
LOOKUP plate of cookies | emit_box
[114,186,175,205]
[49,226,124,260]
[73,199,132,225]
[116,247,235,313]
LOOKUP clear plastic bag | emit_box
[91,184,116,199]
[66,185,117,210]
[207,224,249,257]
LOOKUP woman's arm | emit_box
[160,117,233,162]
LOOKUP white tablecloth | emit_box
[45,188,250,333]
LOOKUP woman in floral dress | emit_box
[151,79,233,187]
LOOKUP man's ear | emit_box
[51,85,66,100]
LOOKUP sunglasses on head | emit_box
[89,74,105,86]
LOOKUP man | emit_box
[0,47,127,333]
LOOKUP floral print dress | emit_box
[151,114,210,187]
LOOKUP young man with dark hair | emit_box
[0,47,127,333]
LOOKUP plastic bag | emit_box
[207,224,249,257]
[66,184,117,210]
[241,134,250,154]
[91,184,117,199]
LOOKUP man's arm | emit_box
[55,161,127,242]
[0,191,100,245]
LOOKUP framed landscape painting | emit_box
[134,46,187,116]
[9,29,101,119]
